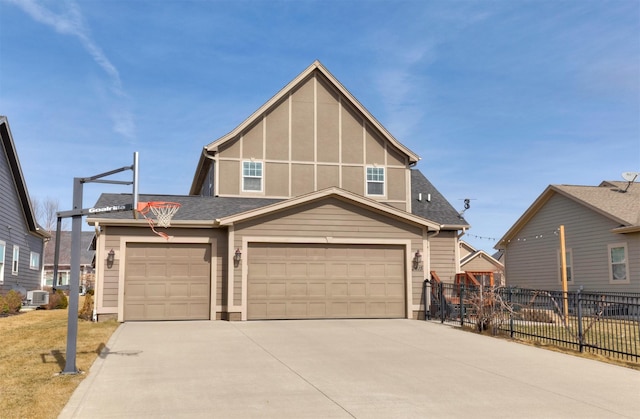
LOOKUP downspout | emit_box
[202,148,216,197]
[455,227,467,275]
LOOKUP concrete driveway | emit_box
[60,320,639,418]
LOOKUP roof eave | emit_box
[611,225,640,234]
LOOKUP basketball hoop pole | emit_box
[57,152,138,375]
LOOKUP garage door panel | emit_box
[289,283,307,296]
[248,243,405,320]
[349,283,366,296]
[309,283,326,296]
[124,243,211,321]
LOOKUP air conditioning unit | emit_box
[27,290,49,306]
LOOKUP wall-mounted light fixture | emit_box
[234,248,242,268]
[107,249,115,269]
[412,250,423,271]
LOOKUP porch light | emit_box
[234,248,242,267]
[107,249,115,269]
[412,250,423,271]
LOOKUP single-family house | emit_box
[43,231,95,291]
[87,61,469,322]
[0,116,49,295]
[495,180,640,293]
[459,240,505,286]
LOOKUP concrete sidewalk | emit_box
[59,320,639,418]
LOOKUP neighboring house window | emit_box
[557,249,573,283]
[12,245,19,275]
[608,243,629,283]
[0,241,5,282]
[242,161,263,192]
[366,167,385,195]
[30,252,40,270]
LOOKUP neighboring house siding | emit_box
[212,72,410,210]
[429,231,458,283]
[0,140,43,293]
[505,193,640,292]
[96,227,228,317]
[231,197,424,312]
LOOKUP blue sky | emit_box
[1,0,638,253]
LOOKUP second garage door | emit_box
[124,243,211,321]
[247,243,405,320]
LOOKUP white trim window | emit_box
[366,166,385,196]
[242,161,263,192]
[608,243,629,283]
[0,241,5,282]
[12,245,19,275]
[557,248,573,283]
[30,251,40,270]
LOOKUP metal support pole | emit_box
[559,225,569,321]
[62,178,82,374]
[52,216,62,289]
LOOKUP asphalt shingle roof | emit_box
[410,169,470,227]
[90,194,283,221]
[554,181,640,227]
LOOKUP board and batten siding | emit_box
[429,231,459,284]
[212,71,410,210]
[96,226,227,320]
[505,193,640,292]
[230,197,426,318]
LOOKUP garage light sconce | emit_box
[107,249,115,269]
[234,248,242,268]
[412,250,423,272]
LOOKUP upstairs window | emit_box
[30,252,40,270]
[242,161,263,192]
[12,245,19,275]
[608,243,629,283]
[366,167,385,196]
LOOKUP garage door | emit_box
[124,243,211,321]
[247,243,405,320]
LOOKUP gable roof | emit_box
[190,61,421,194]
[410,169,470,229]
[460,249,504,270]
[44,231,95,266]
[496,180,640,248]
[218,187,440,230]
[0,116,49,239]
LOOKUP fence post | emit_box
[509,287,514,338]
[460,284,465,327]
[577,287,584,353]
[423,279,428,321]
[440,282,445,324]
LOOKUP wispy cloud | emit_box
[6,0,136,139]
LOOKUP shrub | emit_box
[0,290,23,314]
[79,294,94,321]
[47,290,68,310]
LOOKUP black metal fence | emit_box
[425,281,640,362]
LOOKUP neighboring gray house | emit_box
[496,180,640,293]
[0,116,49,295]
[43,231,95,290]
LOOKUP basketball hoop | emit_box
[136,201,181,239]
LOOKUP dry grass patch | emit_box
[0,299,119,419]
